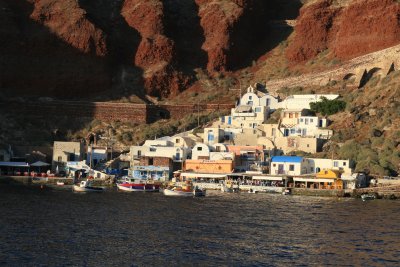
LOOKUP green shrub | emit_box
[310,97,346,116]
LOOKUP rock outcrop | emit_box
[287,0,400,63]
[0,0,111,97]
[122,0,188,97]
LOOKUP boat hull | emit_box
[73,185,104,192]
[163,188,205,197]
[117,183,159,192]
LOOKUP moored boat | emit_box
[116,176,160,192]
[361,193,376,201]
[56,181,65,186]
[73,180,104,192]
[163,181,205,197]
[282,189,291,195]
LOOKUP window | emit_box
[176,138,180,144]
[307,144,310,147]
[310,167,314,172]
[310,119,314,123]
[137,150,141,157]
[266,99,270,106]
[290,129,295,134]
[216,146,221,152]
[273,164,276,167]
[300,118,303,122]
[334,161,339,167]
[272,128,276,137]
[58,156,62,162]
[0,155,3,161]
[197,147,202,151]
[289,164,294,171]
[305,118,309,125]
[150,147,156,152]
[149,158,154,165]
[289,113,293,118]
[249,96,253,100]
[255,107,261,112]
[247,101,253,105]
[343,162,347,166]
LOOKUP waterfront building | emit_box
[270,156,310,176]
[133,156,173,181]
[130,139,190,168]
[52,141,84,172]
[184,159,234,174]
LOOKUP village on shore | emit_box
[1,85,399,198]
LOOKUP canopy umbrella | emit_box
[30,161,50,173]
[30,161,50,167]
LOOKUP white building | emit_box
[307,158,352,175]
[281,116,332,139]
[276,94,339,110]
[130,139,191,165]
[270,156,310,176]
[52,141,84,172]
[86,146,108,167]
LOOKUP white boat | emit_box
[361,193,376,201]
[163,181,205,197]
[73,180,104,192]
[56,181,65,186]
[282,189,291,195]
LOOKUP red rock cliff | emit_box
[121,0,188,97]
[287,0,400,63]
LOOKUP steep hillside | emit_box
[286,0,400,63]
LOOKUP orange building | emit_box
[184,160,234,174]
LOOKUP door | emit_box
[278,164,284,174]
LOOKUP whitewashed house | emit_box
[270,156,311,176]
[307,158,352,174]
[276,94,339,110]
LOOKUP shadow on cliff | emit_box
[78,0,146,102]
[1,0,112,100]
[227,0,303,71]
[163,0,208,77]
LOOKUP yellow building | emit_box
[293,169,343,189]
[184,160,234,174]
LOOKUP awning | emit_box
[30,161,50,167]
[294,177,337,183]
[252,176,283,181]
[180,172,227,179]
[0,162,30,167]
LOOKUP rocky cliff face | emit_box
[287,0,400,63]
[1,0,400,99]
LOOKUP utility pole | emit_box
[197,100,200,127]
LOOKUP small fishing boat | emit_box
[361,193,376,201]
[56,181,65,186]
[282,189,291,195]
[73,180,104,192]
[163,181,205,197]
[32,177,48,182]
[116,177,160,192]
[221,181,239,193]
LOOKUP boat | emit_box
[282,189,291,195]
[163,181,205,197]
[221,181,239,193]
[116,176,160,192]
[361,193,376,201]
[73,180,104,192]
[56,181,65,186]
[32,177,48,182]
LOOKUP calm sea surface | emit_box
[0,184,399,266]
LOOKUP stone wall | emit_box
[1,100,234,124]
